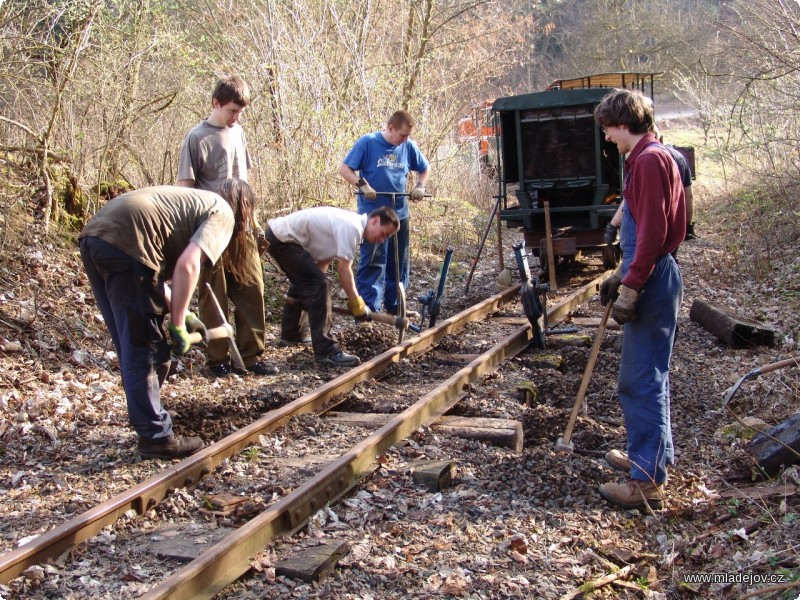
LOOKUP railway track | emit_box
[1,271,611,598]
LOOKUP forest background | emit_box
[0,0,798,281]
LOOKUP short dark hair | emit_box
[212,75,250,107]
[594,89,655,135]
[368,206,400,230]
[387,110,415,129]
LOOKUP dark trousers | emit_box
[266,231,339,358]
[79,236,173,441]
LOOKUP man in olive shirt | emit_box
[79,182,256,459]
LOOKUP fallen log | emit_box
[689,299,776,348]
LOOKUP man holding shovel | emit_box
[594,90,685,509]
[265,206,400,367]
[79,180,257,459]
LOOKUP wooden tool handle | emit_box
[186,325,232,345]
[561,302,612,445]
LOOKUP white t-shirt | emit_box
[268,207,367,262]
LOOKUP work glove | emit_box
[599,274,621,307]
[410,184,425,202]
[603,222,618,245]
[611,285,639,325]
[168,322,192,355]
[357,178,377,200]
[185,311,208,344]
[256,232,269,255]
[348,295,371,323]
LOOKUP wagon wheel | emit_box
[601,244,618,269]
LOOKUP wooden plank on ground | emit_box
[275,541,350,583]
[324,412,523,452]
[570,316,622,330]
[412,460,456,491]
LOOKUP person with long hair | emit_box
[79,181,256,459]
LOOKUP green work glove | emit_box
[168,322,192,355]
[357,177,377,200]
[599,274,621,307]
[611,285,639,324]
[185,311,208,343]
[410,184,425,201]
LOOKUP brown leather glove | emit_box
[611,285,639,324]
[256,232,269,255]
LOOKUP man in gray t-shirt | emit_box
[178,75,275,378]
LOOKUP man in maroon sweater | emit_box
[595,89,685,510]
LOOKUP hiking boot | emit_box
[206,363,232,378]
[316,351,360,367]
[277,336,312,348]
[684,222,698,240]
[599,479,665,510]
[245,360,279,376]
[605,449,630,472]
[138,434,204,459]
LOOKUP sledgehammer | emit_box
[555,301,613,453]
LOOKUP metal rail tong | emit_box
[513,242,550,349]
[416,246,453,330]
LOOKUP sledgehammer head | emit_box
[554,437,574,454]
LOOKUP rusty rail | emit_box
[0,272,609,588]
[142,274,606,599]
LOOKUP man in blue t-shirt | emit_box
[338,110,430,314]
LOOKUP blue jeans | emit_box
[80,237,173,441]
[617,206,683,485]
[356,217,409,313]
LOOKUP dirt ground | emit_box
[0,197,799,598]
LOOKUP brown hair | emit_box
[368,206,400,230]
[212,75,250,107]
[217,179,258,286]
[387,110,415,130]
[593,89,655,135]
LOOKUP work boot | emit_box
[605,449,630,472]
[243,360,279,376]
[684,222,698,240]
[316,351,360,367]
[138,434,204,460]
[205,362,232,378]
[599,479,665,510]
